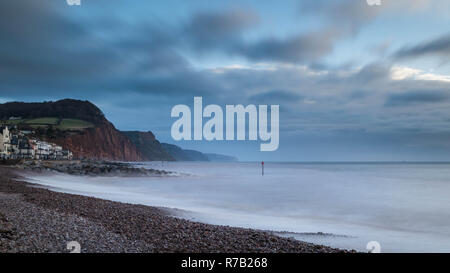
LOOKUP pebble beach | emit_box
[0,166,350,253]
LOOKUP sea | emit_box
[22,161,450,252]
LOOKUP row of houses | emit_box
[0,126,73,160]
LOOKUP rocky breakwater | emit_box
[17,160,170,177]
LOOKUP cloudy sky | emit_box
[1,0,450,161]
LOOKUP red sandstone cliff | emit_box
[121,131,174,161]
[53,121,144,161]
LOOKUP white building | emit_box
[0,126,12,157]
[35,140,51,159]
[1,126,72,160]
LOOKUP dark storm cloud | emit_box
[0,0,86,41]
[183,10,259,50]
[0,0,122,93]
[219,0,381,64]
[0,0,374,101]
[0,0,335,102]
[394,33,450,60]
[219,0,378,64]
[385,90,450,107]
[180,9,341,64]
[231,28,342,63]
[0,0,217,99]
[176,1,382,64]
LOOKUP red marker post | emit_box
[261,161,264,176]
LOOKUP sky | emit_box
[1,0,450,161]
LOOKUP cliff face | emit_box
[121,131,174,161]
[53,122,144,161]
[161,143,238,162]
[0,98,145,162]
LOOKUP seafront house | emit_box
[0,125,72,160]
[18,140,35,159]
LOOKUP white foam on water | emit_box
[22,162,450,252]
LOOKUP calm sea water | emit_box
[24,162,450,252]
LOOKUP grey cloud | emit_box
[385,90,450,107]
[248,90,303,104]
[225,0,377,64]
[394,33,450,60]
[349,63,391,83]
[207,61,450,138]
[180,4,357,64]
[0,3,269,100]
[183,10,259,50]
[0,0,373,99]
[0,0,86,42]
[0,1,120,83]
[0,0,207,99]
[130,71,225,97]
[298,0,382,35]
[223,0,382,64]
[232,28,343,63]
[179,9,340,64]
